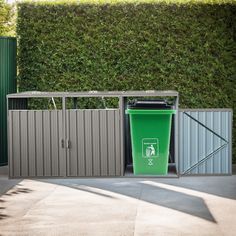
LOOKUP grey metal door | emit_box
[179,109,232,175]
[66,109,122,177]
[8,110,65,177]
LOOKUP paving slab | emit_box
[0,176,236,236]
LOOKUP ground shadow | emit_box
[40,178,218,223]
[71,185,116,199]
[0,178,22,196]
[0,213,9,220]
[4,187,32,196]
[156,176,236,200]
[140,182,216,222]
[0,183,33,221]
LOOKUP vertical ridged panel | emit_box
[180,111,184,173]
[115,110,121,175]
[20,111,28,176]
[84,110,93,176]
[66,109,121,177]
[51,111,59,176]
[206,112,214,173]
[92,110,101,176]
[182,111,189,173]
[223,112,229,173]
[28,111,36,176]
[67,110,77,176]
[9,110,63,177]
[8,109,13,176]
[107,110,116,176]
[179,110,231,175]
[213,112,221,173]
[198,112,206,174]
[9,109,121,177]
[190,112,198,174]
[221,112,226,173]
[35,111,44,176]
[58,111,64,176]
[11,111,21,177]
[77,111,86,176]
[100,110,108,176]
[43,111,51,176]
[228,111,232,173]
[119,97,125,176]
[0,37,17,166]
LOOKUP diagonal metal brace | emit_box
[183,112,228,143]
[182,112,229,174]
[183,143,228,174]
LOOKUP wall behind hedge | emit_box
[17,1,236,162]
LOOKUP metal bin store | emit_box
[7,91,232,178]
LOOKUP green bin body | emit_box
[126,109,176,175]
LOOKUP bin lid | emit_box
[126,109,176,115]
[128,99,172,109]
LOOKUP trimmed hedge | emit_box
[17,1,236,162]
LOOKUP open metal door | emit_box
[179,109,232,175]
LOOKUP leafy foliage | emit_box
[17,1,236,162]
[0,0,15,36]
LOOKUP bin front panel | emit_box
[129,112,173,175]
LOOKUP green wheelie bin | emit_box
[126,100,176,175]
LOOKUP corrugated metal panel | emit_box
[9,110,65,178]
[179,109,232,175]
[66,109,122,177]
[0,37,17,166]
[9,109,122,178]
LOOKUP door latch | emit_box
[66,139,71,149]
[60,138,65,148]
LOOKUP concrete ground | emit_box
[0,171,236,235]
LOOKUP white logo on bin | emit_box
[142,138,159,158]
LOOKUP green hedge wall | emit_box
[17,1,236,162]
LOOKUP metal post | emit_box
[62,96,67,177]
[73,97,78,109]
[229,109,233,175]
[119,96,125,176]
[174,95,179,176]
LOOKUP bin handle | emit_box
[60,138,64,148]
